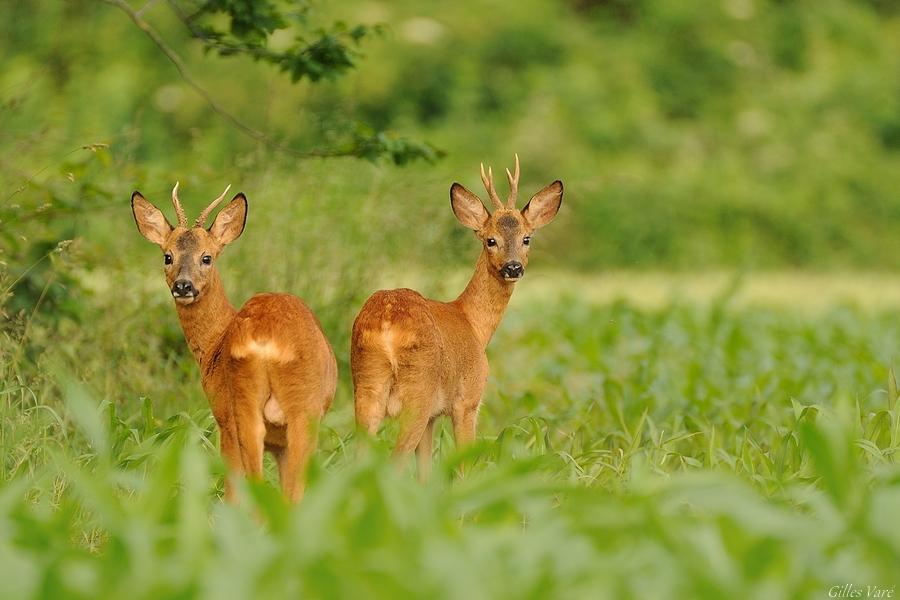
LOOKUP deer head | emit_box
[132,182,247,305]
[450,155,563,282]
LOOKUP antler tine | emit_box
[505,153,520,208]
[479,162,504,211]
[171,181,187,228]
[194,184,232,228]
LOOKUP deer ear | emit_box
[209,193,248,246]
[450,183,490,230]
[521,180,563,229]
[132,192,173,246]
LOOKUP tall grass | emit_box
[2,296,899,598]
[4,0,900,595]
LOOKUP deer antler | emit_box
[194,184,232,228]
[171,181,188,228]
[505,153,520,208]
[479,163,504,211]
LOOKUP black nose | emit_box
[172,279,194,296]
[500,262,524,279]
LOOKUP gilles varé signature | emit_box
[829,584,895,598]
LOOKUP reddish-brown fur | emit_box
[350,157,563,478]
[132,184,336,502]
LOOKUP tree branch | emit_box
[99,0,356,158]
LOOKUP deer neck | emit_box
[174,269,236,367]
[454,250,516,348]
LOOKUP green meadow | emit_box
[4,272,900,598]
[3,0,900,598]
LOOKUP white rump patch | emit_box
[380,323,399,368]
[231,339,294,362]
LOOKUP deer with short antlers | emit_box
[131,183,337,502]
[350,156,563,478]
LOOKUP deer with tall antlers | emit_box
[350,156,563,477]
[131,183,337,502]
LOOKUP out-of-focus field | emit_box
[3,0,900,596]
[396,269,900,311]
[2,273,900,598]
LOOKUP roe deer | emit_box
[132,183,337,502]
[350,156,563,478]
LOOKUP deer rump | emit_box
[206,293,335,447]
[351,288,486,421]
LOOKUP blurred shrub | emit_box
[768,3,808,71]
[3,0,900,286]
[643,12,737,119]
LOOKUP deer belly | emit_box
[264,395,287,426]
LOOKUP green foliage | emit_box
[2,298,900,597]
[0,139,116,321]
[187,0,382,83]
[348,123,445,165]
[642,6,736,119]
[330,0,900,270]
[5,0,900,269]
[198,0,288,42]
[3,0,900,593]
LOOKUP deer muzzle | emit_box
[500,261,524,281]
[171,279,197,301]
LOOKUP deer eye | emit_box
[164,254,173,265]
[523,236,531,246]
[201,255,212,265]
[486,238,497,247]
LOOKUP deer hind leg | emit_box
[268,362,323,502]
[449,404,481,480]
[277,415,316,502]
[392,375,439,457]
[351,351,393,436]
[452,407,479,447]
[217,417,244,503]
[213,362,266,501]
[230,360,268,481]
[416,418,435,482]
[452,366,487,450]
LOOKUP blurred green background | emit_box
[3,1,900,597]
[5,0,900,277]
[4,0,900,372]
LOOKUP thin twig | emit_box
[2,248,59,295]
[4,145,86,203]
[134,0,159,17]
[99,0,356,159]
